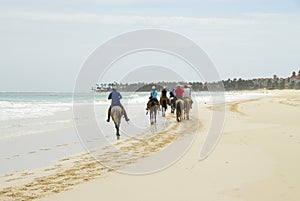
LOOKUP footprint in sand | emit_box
[56,144,69,147]
[5,177,23,182]
[40,148,51,151]
[59,158,70,162]
[21,172,34,176]
[44,167,58,172]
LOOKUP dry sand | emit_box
[1,90,299,201]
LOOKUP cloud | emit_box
[0,10,249,25]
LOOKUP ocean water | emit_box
[0,91,270,175]
[0,91,270,140]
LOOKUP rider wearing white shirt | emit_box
[183,84,193,108]
[183,84,191,98]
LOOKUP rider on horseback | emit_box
[160,86,170,111]
[174,84,184,100]
[161,86,167,97]
[106,86,130,122]
[174,84,184,122]
[183,84,193,108]
[146,86,159,110]
[169,88,176,113]
[169,88,175,98]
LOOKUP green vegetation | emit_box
[93,71,300,92]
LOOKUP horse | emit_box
[147,99,159,125]
[170,97,176,114]
[183,97,192,120]
[160,97,169,117]
[175,99,184,122]
[110,106,124,140]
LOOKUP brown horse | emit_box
[110,106,124,140]
[147,100,159,125]
[170,97,176,113]
[175,99,184,122]
[160,97,169,117]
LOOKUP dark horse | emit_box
[175,99,184,122]
[147,99,159,125]
[110,106,124,140]
[170,97,176,114]
[160,97,169,117]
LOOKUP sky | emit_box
[0,0,300,91]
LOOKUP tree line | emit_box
[93,70,300,92]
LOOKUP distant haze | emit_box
[120,65,184,84]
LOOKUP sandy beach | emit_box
[1,90,300,201]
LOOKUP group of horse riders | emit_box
[106,84,193,123]
[147,84,193,110]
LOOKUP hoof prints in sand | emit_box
[0,117,198,201]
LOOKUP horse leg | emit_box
[163,101,167,117]
[114,122,120,140]
[176,111,180,122]
[150,112,153,125]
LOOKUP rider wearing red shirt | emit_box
[174,84,184,98]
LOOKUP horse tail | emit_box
[176,100,181,110]
[111,106,123,126]
[176,100,182,114]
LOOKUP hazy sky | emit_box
[1,0,300,91]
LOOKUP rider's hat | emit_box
[152,85,156,90]
[112,85,117,90]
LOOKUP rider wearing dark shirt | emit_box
[161,87,167,97]
[106,87,129,122]
[169,89,175,98]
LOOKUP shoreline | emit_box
[0,90,268,176]
[1,89,300,201]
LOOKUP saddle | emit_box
[147,99,159,109]
[183,97,191,101]
[160,97,170,105]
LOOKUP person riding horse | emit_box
[169,88,176,113]
[169,88,175,98]
[174,84,184,122]
[146,86,159,110]
[106,86,130,122]
[159,86,169,116]
[183,84,193,108]
[160,86,169,106]
[174,84,184,100]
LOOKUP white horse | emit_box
[183,97,192,120]
[110,106,124,140]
